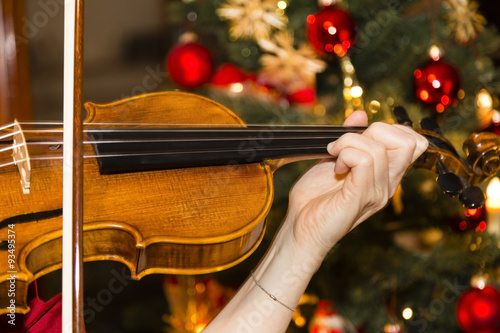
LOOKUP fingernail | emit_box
[327,141,335,151]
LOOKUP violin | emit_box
[0,91,499,315]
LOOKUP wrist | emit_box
[271,216,326,278]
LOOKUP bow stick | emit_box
[62,0,85,331]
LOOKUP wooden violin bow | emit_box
[62,0,85,331]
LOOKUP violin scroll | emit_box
[462,132,500,178]
[394,107,500,208]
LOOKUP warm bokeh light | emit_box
[477,89,493,109]
[369,100,381,113]
[429,45,441,61]
[229,82,244,93]
[419,90,430,101]
[313,104,326,117]
[402,307,413,320]
[277,1,287,10]
[493,111,500,123]
[471,274,487,290]
[350,86,363,98]
[294,315,306,327]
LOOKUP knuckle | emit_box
[339,132,360,142]
[370,142,387,158]
[368,122,390,132]
[358,152,375,168]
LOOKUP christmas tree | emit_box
[135,0,500,332]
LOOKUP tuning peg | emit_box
[455,174,485,208]
[435,160,485,208]
[436,161,463,196]
[393,106,413,126]
[459,184,485,209]
[392,106,486,208]
[420,117,461,157]
[420,117,443,135]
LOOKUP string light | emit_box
[369,100,381,114]
[277,1,287,10]
[350,86,363,98]
[429,45,442,61]
[340,56,364,117]
[475,88,496,127]
[493,111,500,124]
[229,83,244,93]
[477,89,493,109]
[402,307,413,320]
[471,273,488,290]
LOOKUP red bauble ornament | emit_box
[309,300,356,333]
[457,286,500,333]
[448,207,487,233]
[307,6,356,57]
[413,60,461,113]
[210,63,248,86]
[286,87,316,105]
[166,42,214,89]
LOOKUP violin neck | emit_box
[89,126,363,174]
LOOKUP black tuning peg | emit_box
[459,185,485,209]
[458,176,486,209]
[393,106,413,126]
[392,106,486,208]
[436,161,463,196]
[420,117,443,135]
[420,117,461,157]
[435,160,485,208]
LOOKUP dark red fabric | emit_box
[0,282,62,333]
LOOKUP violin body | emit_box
[0,92,274,314]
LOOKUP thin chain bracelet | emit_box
[250,271,296,312]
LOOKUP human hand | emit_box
[281,110,428,262]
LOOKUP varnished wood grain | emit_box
[0,92,273,315]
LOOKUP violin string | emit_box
[0,130,21,140]
[31,145,330,159]
[21,133,346,146]
[0,160,17,168]
[79,123,358,130]
[17,121,357,128]
[16,123,364,135]
[0,142,25,154]
[17,121,65,126]
[18,128,358,136]
[0,123,16,131]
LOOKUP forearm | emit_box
[203,221,324,333]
